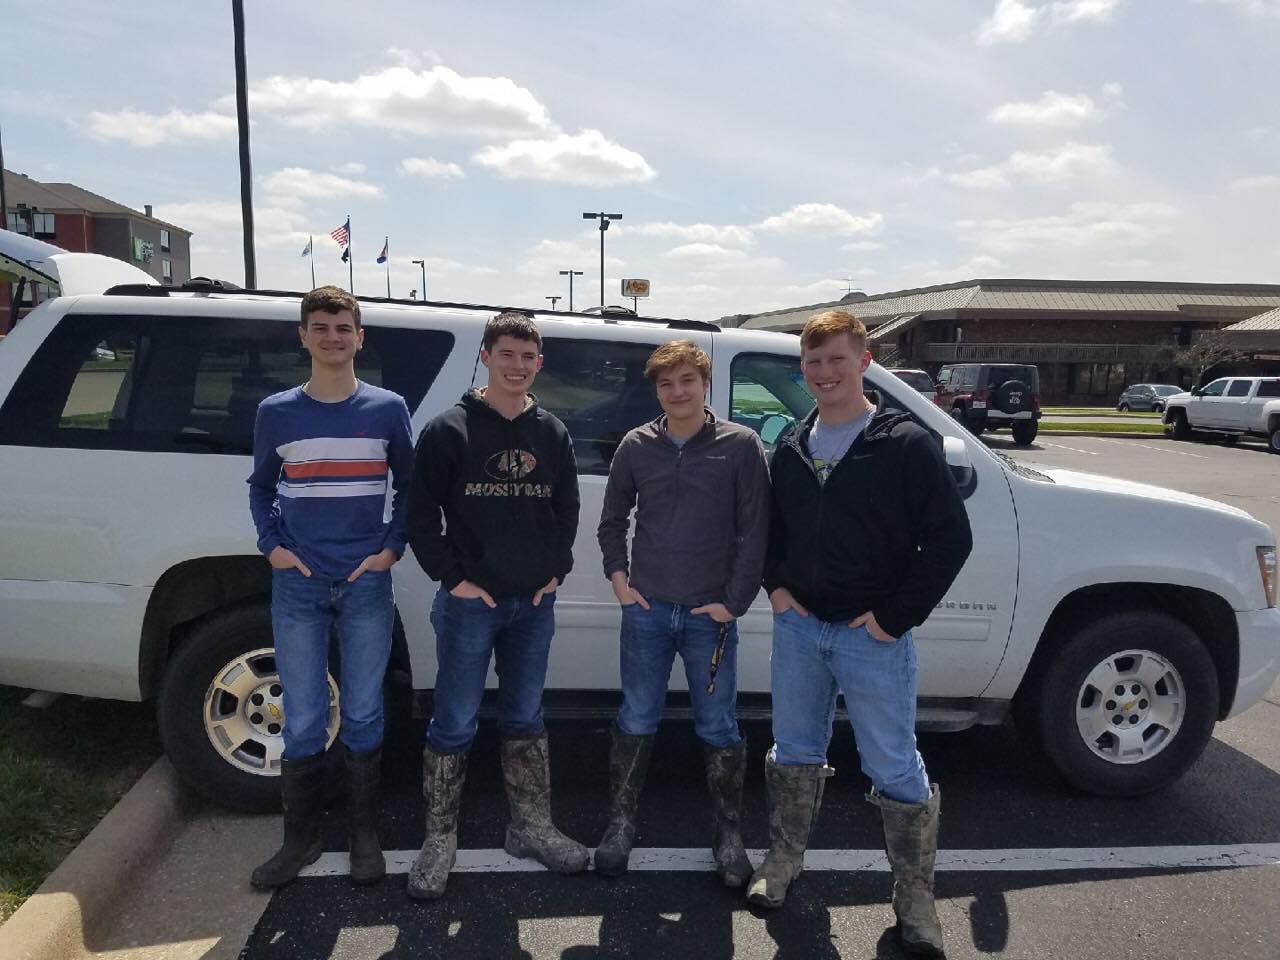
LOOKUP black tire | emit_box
[1011,421,1038,446]
[994,379,1033,414]
[158,600,339,813]
[951,405,982,435]
[1269,425,1280,455]
[1028,610,1218,796]
[1169,410,1191,441]
[1117,402,1130,412]
[1152,402,1165,414]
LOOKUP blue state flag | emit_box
[376,238,388,264]
[301,237,313,258]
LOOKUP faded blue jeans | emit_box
[770,607,930,804]
[426,589,556,754]
[616,600,742,749]
[271,567,395,760]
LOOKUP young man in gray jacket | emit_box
[595,339,771,885]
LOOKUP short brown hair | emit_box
[800,308,867,353]
[645,339,711,383]
[483,311,542,353]
[300,285,360,327]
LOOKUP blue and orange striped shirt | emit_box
[248,382,415,579]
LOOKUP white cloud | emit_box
[976,0,1042,44]
[399,157,465,180]
[259,167,383,203]
[421,256,497,275]
[517,238,624,277]
[1051,0,1123,23]
[1227,175,1280,191]
[663,243,750,261]
[957,202,1179,254]
[949,142,1116,190]
[841,240,885,252]
[987,91,1099,126]
[754,203,884,237]
[239,65,555,140]
[334,162,366,174]
[627,221,755,248]
[83,108,236,147]
[1199,0,1280,16]
[472,130,656,186]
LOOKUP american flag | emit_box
[330,219,350,247]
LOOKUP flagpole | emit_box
[347,215,354,294]
[385,236,391,298]
[309,235,315,289]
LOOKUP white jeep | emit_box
[1163,376,1280,453]
[0,283,1276,810]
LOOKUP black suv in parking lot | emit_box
[934,362,1041,445]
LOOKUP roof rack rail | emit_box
[99,284,720,332]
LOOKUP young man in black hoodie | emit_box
[403,311,586,899]
[594,340,770,885]
[746,310,972,959]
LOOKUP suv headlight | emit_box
[1259,547,1278,608]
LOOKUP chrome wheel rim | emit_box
[1074,648,1185,765]
[202,647,339,776]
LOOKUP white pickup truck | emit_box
[1163,376,1280,453]
[0,275,1277,812]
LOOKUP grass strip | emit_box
[0,686,159,924]
[1037,421,1167,434]
[1042,407,1162,418]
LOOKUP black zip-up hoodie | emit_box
[405,390,579,599]
[762,401,973,638]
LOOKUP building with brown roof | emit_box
[2,169,191,329]
[727,278,1280,404]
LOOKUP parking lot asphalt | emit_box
[76,433,1280,960]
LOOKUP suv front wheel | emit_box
[1019,609,1218,796]
[157,600,340,812]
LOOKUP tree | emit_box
[1172,329,1246,386]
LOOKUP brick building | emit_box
[2,169,191,331]
[728,279,1280,405]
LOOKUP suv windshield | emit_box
[984,365,1039,391]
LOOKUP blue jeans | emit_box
[616,600,742,749]
[427,590,556,753]
[770,607,929,804]
[271,567,395,760]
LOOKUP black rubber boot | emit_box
[594,727,654,877]
[745,750,833,909]
[250,751,326,889]
[704,739,755,888]
[344,744,385,885]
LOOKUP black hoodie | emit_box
[405,390,579,599]
[762,401,972,638]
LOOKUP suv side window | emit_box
[730,352,814,448]
[0,313,453,453]
[536,337,662,475]
[1226,380,1252,397]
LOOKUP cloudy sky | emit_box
[7,0,1278,320]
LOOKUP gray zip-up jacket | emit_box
[597,409,770,617]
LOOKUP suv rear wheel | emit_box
[158,601,340,812]
[1021,610,1218,796]
[1011,421,1038,446]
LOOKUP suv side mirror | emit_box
[942,435,976,497]
[1190,386,1203,397]
[760,414,792,446]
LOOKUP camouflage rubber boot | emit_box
[500,733,590,874]
[594,727,654,877]
[869,784,945,958]
[703,739,754,888]
[744,752,832,909]
[344,744,385,885]
[250,751,326,889]
[406,743,468,900]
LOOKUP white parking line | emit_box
[1038,442,1099,455]
[299,844,1280,877]
[1091,437,1209,459]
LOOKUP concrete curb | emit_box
[0,757,189,960]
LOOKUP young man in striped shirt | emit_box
[247,285,415,889]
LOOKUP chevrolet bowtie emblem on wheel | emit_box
[267,703,282,720]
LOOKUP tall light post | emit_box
[231,0,256,288]
[559,269,583,311]
[582,212,621,305]
[545,295,561,311]
[412,259,427,300]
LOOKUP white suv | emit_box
[0,285,1276,809]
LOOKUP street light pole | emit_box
[412,259,427,300]
[581,212,622,305]
[559,269,583,311]
[231,0,256,288]
[545,295,561,311]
